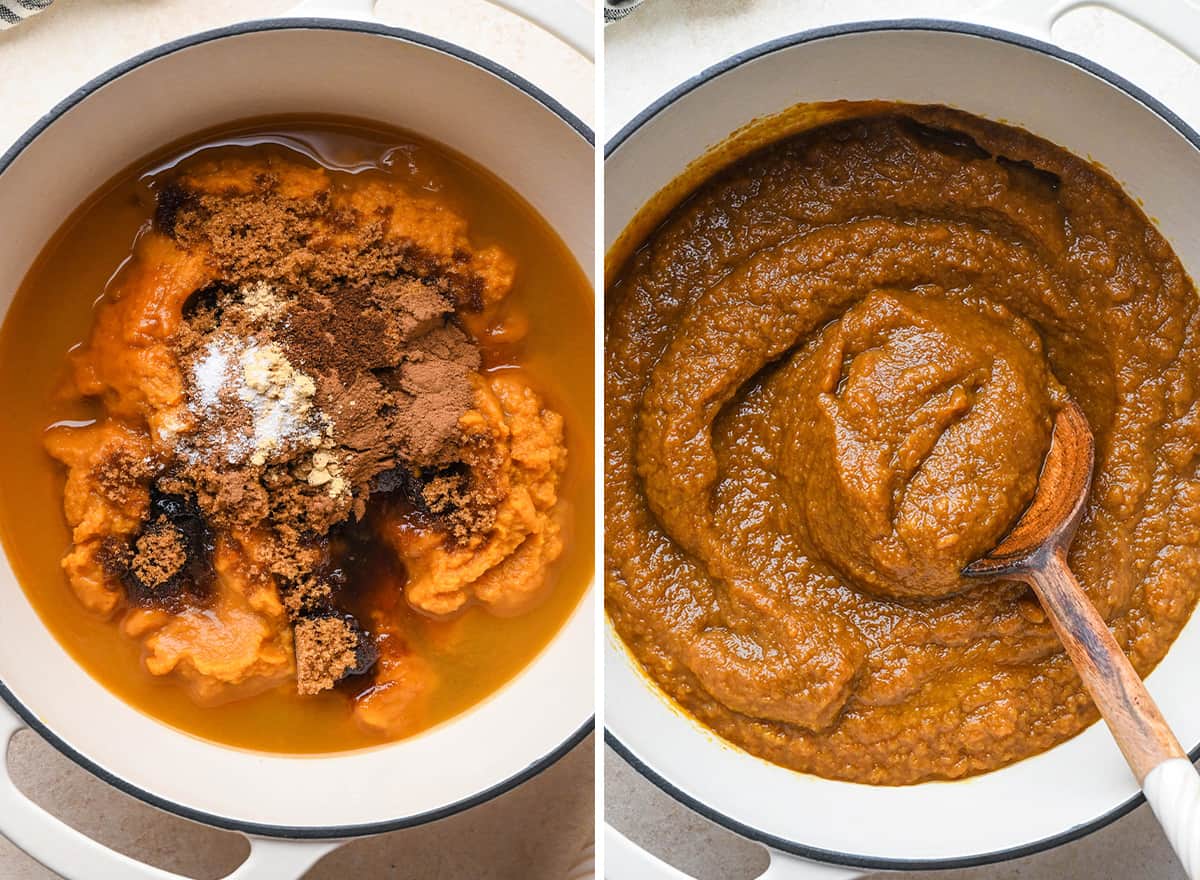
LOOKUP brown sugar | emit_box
[294,616,373,696]
[130,516,187,589]
[119,491,217,611]
[92,447,157,510]
[150,162,502,692]
[164,169,487,311]
[280,574,333,619]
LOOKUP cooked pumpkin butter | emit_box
[605,105,1200,784]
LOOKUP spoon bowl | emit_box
[963,401,1093,579]
[965,400,1200,879]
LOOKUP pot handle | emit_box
[604,824,862,879]
[1000,0,1200,64]
[486,1,594,61]
[288,0,594,61]
[0,703,339,880]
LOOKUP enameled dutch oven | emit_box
[0,1,594,877]
[605,2,1200,877]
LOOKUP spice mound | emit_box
[46,154,567,730]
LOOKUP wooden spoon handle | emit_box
[1027,549,1186,782]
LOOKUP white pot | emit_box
[0,2,594,878]
[604,2,1200,877]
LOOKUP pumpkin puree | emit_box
[0,119,592,752]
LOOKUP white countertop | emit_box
[8,0,1200,877]
[0,2,593,878]
[0,728,594,880]
[604,0,1200,136]
[0,0,593,151]
[604,2,1200,879]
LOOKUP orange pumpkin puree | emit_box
[0,118,593,753]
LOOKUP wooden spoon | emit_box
[964,401,1199,878]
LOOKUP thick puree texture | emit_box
[0,118,593,753]
[605,105,1200,784]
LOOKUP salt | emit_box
[191,340,231,410]
[183,332,324,468]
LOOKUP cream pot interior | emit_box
[605,23,1200,869]
[0,20,594,833]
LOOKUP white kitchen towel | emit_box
[0,0,52,29]
[605,0,644,22]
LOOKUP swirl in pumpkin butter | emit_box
[605,105,1200,784]
[6,126,590,751]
